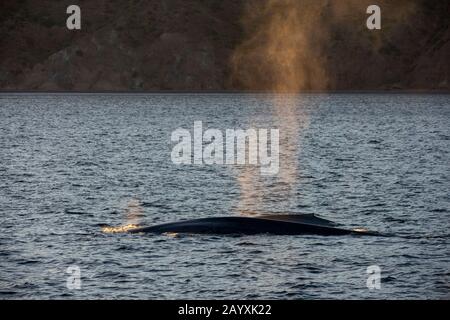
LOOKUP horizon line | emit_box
[1,89,449,95]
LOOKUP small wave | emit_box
[141,201,172,210]
[335,158,353,162]
[430,208,448,213]
[64,209,90,215]
[74,160,99,167]
[236,241,257,246]
[395,232,450,240]
[17,260,40,265]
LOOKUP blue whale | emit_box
[128,214,381,236]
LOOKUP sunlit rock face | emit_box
[0,0,448,91]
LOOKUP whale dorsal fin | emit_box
[258,214,339,227]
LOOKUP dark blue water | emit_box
[0,93,449,299]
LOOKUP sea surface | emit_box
[0,93,449,299]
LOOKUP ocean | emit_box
[0,93,448,299]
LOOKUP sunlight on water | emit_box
[101,224,141,234]
[352,228,369,232]
[102,198,145,233]
[163,232,179,238]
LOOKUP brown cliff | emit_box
[0,0,448,91]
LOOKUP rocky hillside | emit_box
[0,0,448,91]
